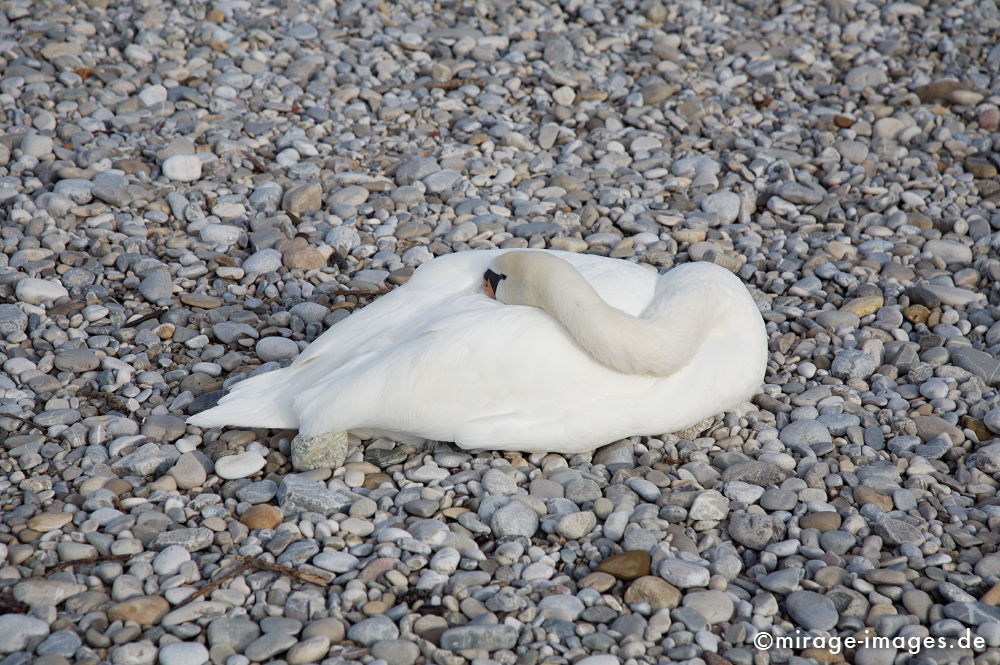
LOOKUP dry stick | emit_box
[175,560,252,607]
[124,307,168,327]
[49,553,132,572]
[232,554,330,586]
[333,288,391,297]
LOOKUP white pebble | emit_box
[139,84,168,106]
[15,277,68,304]
[162,154,202,182]
[214,452,266,480]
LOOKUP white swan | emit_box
[187,249,768,469]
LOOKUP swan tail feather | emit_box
[186,368,299,430]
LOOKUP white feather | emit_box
[187,249,768,454]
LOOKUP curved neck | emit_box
[534,268,705,377]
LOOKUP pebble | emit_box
[243,249,284,274]
[215,452,266,479]
[161,155,202,182]
[786,591,838,630]
[490,500,539,538]
[346,616,398,646]
[0,615,50,653]
[15,278,68,304]
[440,625,518,651]
[158,642,208,665]
[623,576,681,610]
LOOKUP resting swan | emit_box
[187,249,768,469]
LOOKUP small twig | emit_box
[176,560,252,607]
[333,288,391,297]
[49,553,132,572]
[124,307,168,327]
[233,554,330,586]
[245,154,270,172]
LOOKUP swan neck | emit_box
[538,270,701,377]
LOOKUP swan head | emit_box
[484,251,576,307]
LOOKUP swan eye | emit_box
[484,269,505,293]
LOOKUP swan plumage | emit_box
[187,249,768,459]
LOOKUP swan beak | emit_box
[483,278,496,299]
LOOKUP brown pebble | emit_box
[579,572,616,592]
[108,596,170,626]
[800,647,844,664]
[363,472,394,490]
[966,154,998,179]
[915,79,970,103]
[798,512,842,532]
[623,576,680,610]
[982,581,1000,606]
[595,550,651,581]
[903,304,930,324]
[240,504,283,530]
[841,295,883,317]
[283,248,327,271]
[180,293,223,309]
[854,486,893,512]
[833,115,854,128]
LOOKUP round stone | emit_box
[240,504,283,530]
[255,337,300,362]
[490,500,539,538]
[243,249,283,274]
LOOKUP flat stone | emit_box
[215,452,266,479]
[0,614,50,653]
[347,615,398,646]
[439,624,518,651]
[682,590,734,623]
[369,639,419,665]
[149,527,214,551]
[278,474,355,515]
[244,633,296,662]
[27,512,72,532]
[255,336,300,362]
[786,590,838,630]
[596,551,651,581]
[286,635,331,665]
[14,579,86,607]
[951,347,1000,385]
[15,278,68,304]
[158,642,209,665]
[108,596,170,626]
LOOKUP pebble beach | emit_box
[2,1,1000,665]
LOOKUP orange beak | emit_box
[483,278,496,299]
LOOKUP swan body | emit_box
[187,249,768,460]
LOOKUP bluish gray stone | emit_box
[440,625,519,651]
[831,349,878,380]
[150,527,214,552]
[491,500,539,538]
[347,616,398,646]
[277,474,355,516]
[786,590,838,630]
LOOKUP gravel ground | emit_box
[2,1,1000,665]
